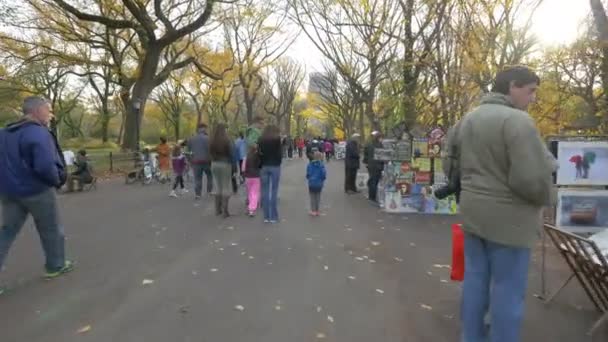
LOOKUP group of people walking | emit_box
[174,120,283,222]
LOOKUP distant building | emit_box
[308,72,331,100]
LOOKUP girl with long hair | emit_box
[258,125,282,223]
[209,124,236,218]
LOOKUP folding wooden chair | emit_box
[543,224,608,336]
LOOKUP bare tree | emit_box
[152,70,188,141]
[223,0,297,124]
[289,0,401,131]
[263,58,305,133]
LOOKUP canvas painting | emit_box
[557,141,608,186]
[556,189,608,234]
[412,158,431,172]
[412,139,429,158]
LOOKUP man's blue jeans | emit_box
[461,232,531,342]
[193,162,212,196]
[0,189,66,273]
[261,166,281,221]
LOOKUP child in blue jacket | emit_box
[306,151,327,216]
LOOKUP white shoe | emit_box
[169,190,178,198]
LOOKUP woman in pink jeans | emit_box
[243,145,262,217]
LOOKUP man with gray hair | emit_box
[0,96,73,295]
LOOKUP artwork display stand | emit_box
[538,136,608,337]
[374,128,458,215]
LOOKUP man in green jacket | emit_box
[444,66,556,342]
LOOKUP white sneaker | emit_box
[169,190,178,198]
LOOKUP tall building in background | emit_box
[308,72,330,100]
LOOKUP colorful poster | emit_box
[429,143,442,158]
[400,162,412,173]
[396,182,411,196]
[415,172,432,184]
[413,139,429,158]
[556,141,608,186]
[556,189,608,234]
[412,158,431,172]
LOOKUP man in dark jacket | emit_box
[344,133,361,194]
[363,131,384,202]
[0,97,74,294]
[187,123,212,199]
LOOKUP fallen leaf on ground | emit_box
[346,228,353,231]
[409,243,416,247]
[265,238,270,241]
[355,257,364,261]
[218,248,224,251]
[344,224,350,228]
[316,332,327,339]
[440,279,448,283]
[433,264,451,269]
[275,305,282,311]
[443,314,454,320]
[241,252,247,256]
[248,256,255,260]
[306,238,313,241]
[376,289,384,294]
[348,251,354,255]
[362,255,369,259]
[420,304,433,311]
[210,268,219,272]
[323,265,329,271]
[179,305,189,314]
[380,227,385,230]
[214,240,220,243]
[316,306,322,312]
[327,315,334,323]
[319,245,325,249]
[427,271,433,276]
[394,257,404,262]
[369,259,376,263]
[231,243,239,246]
[371,241,381,246]
[287,247,292,250]
[234,305,245,311]
[226,226,234,230]
[77,325,91,334]
[377,219,384,223]
[192,271,198,276]
[158,245,166,249]
[348,276,356,280]
[161,227,168,231]
[267,262,273,265]
[142,279,154,286]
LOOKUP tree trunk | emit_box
[358,102,365,144]
[591,0,608,131]
[121,46,161,150]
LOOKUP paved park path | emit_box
[0,159,605,341]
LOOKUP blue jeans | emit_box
[461,233,531,342]
[193,162,212,196]
[261,166,281,221]
[0,189,66,273]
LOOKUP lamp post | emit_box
[132,98,142,152]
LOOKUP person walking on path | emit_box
[243,145,262,217]
[344,133,361,194]
[306,151,327,216]
[169,145,187,198]
[235,132,247,181]
[188,123,212,200]
[323,140,333,162]
[156,137,171,183]
[296,137,305,158]
[246,115,263,147]
[444,66,556,342]
[210,124,236,218]
[0,96,74,295]
[363,131,384,202]
[259,125,283,223]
